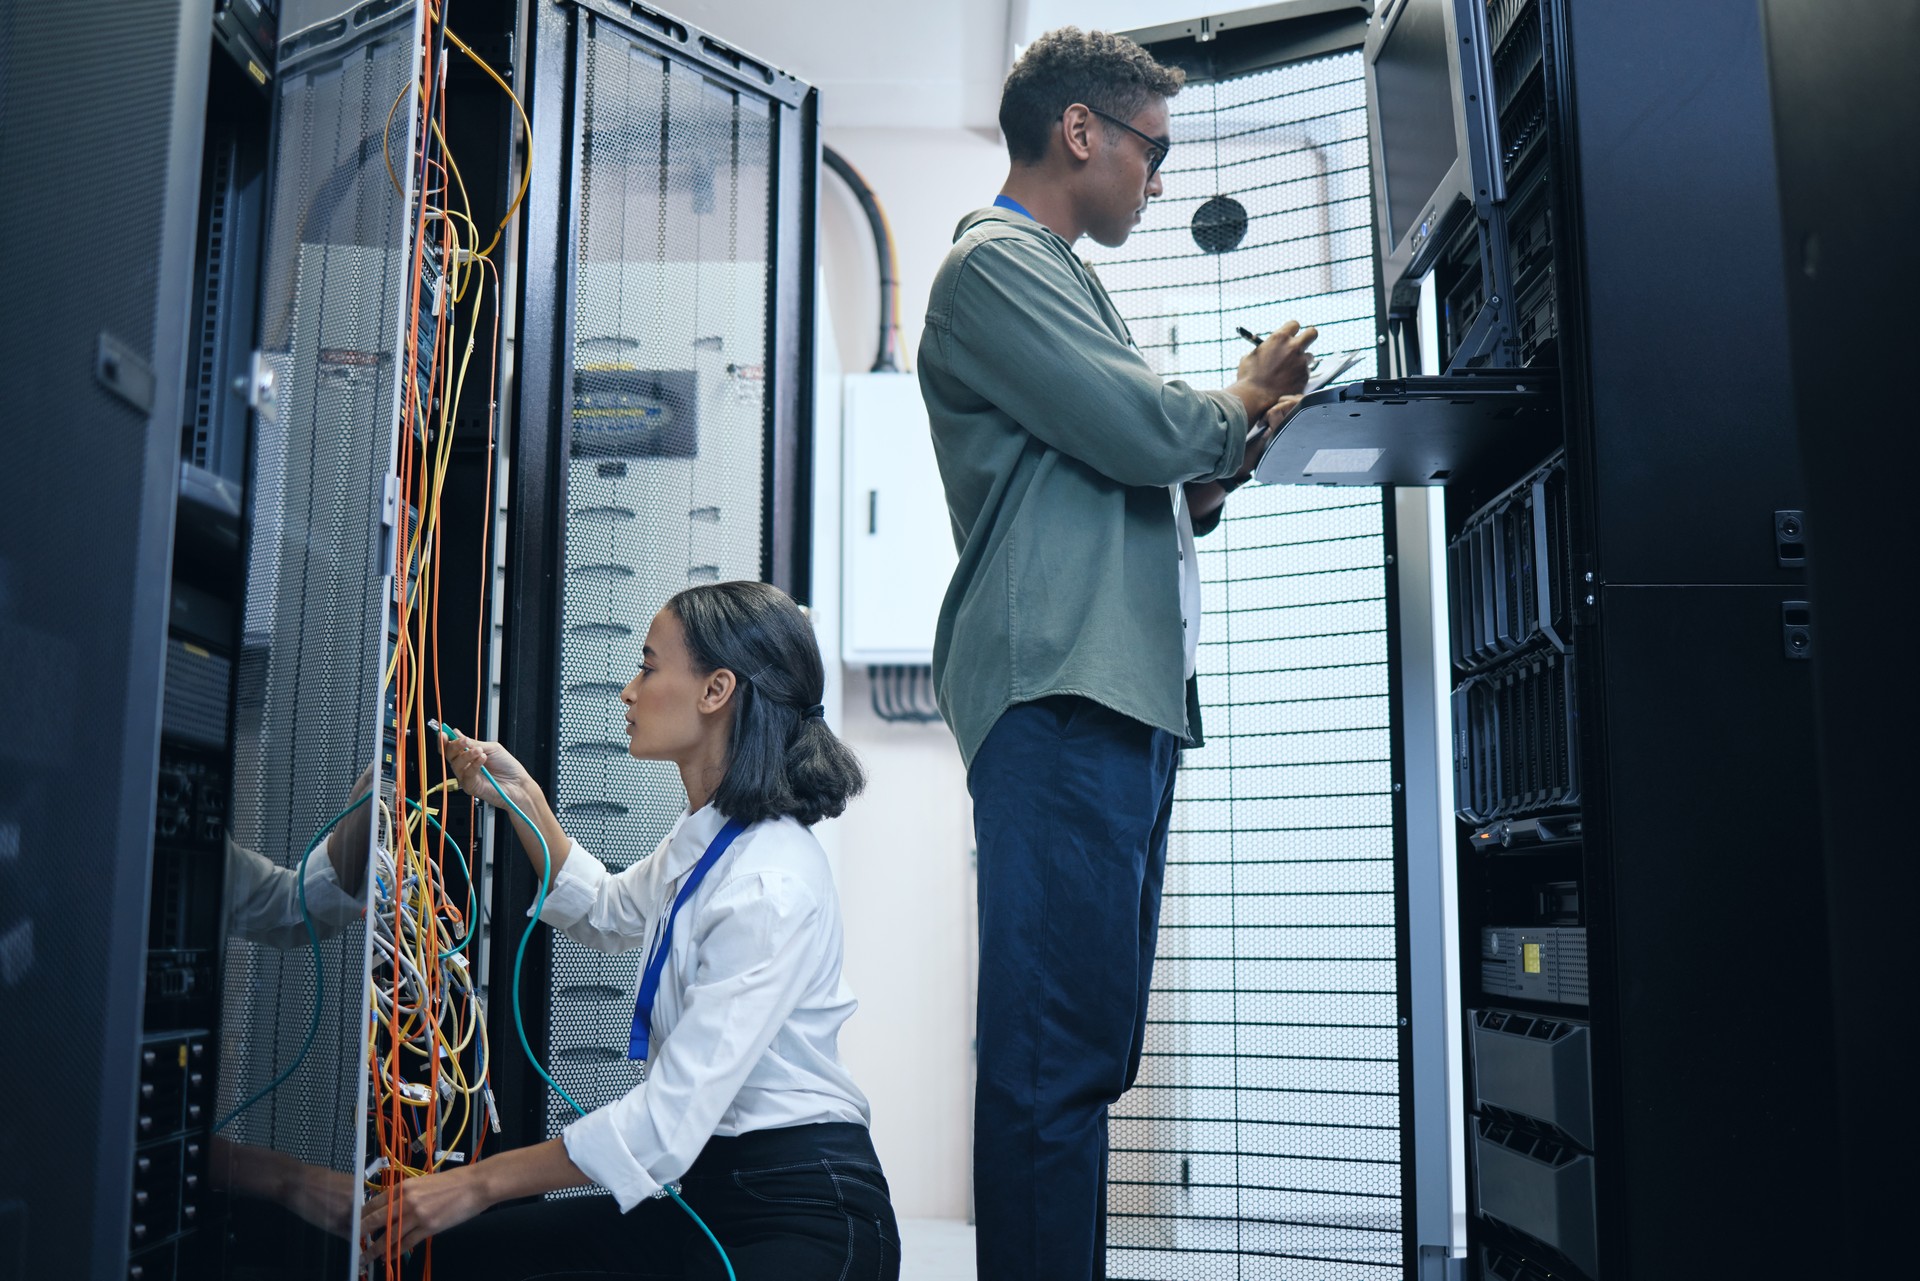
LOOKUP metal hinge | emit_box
[1573,555,1598,624]
[380,473,401,574]
[238,352,277,426]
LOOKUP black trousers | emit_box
[968,696,1181,1281]
[419,1123,900,1281]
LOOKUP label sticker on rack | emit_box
[1302,448,1383,475]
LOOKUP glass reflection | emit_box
[214,1,422,1277]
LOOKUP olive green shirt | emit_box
[918,207,1251,769]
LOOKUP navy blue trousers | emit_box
[969,696,1180,1281]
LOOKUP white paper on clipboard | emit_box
[1303,350,1363,394]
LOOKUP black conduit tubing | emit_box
[823,146,899,373]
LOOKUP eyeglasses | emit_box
[1085,106,1170,177]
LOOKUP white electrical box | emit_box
[840,371,956,666]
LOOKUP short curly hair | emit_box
[999,27,1185,165]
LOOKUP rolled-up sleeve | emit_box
[944,236,1248,487]
[560,871,821,1210]
[224,836,364,949]
[534,841,664,954]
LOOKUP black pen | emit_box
[1239,323,1323,370]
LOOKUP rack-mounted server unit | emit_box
[1452,1,1827,1275]
[1349,0,1832,1276]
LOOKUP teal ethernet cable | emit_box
[214,789,373,1133]
[214,787,478,1130]
[430,720,736,1281]
[428,719,587,1118]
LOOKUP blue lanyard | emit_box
[628,816,748,1063]
[993,193,1035,221]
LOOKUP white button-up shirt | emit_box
[1171,484,1202,680]
[224,835,363,948]
[539,805,871,1211]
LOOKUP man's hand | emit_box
[1187,394,1305,528]
[1224,321,1318,433]
[1238,321,1319,401]
[1236,394,1302,485]
[1224,394,1302,489]
[363,1166,492,1256]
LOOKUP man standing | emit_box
[917,27,1318,1281]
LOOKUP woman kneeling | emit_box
[368,581,898,1280]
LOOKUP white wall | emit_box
[809,127,1004,1221]
[668,0,1015,130]
[817,128,1009,389]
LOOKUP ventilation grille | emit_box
[1095,49,1406,1279]
[542,10,777,1152]
[215,6,420,1185]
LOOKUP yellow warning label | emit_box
[177,1044,188,1068]
[1523,943,1542,974]
[248,60,268,85]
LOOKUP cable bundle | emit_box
[364,792,494,1186]
[361,9,732,1277]
[367,2,528,1272]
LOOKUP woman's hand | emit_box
[439,728,573,877]
[361,1140,593,1255]
[282,1160,359,1240]
[439,729,533,811]
[329,762,379,897]
[209,1137,358,1241]
[362,1166,492,1256]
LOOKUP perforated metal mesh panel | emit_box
[1096,51,1406,1278]
[544,13,775,1142]
[217,2,421,1187]
[0,2,204,1273]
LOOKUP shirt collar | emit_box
[660,801,732,882]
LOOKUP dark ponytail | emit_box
[665,581,865,827]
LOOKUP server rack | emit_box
[0,4,217,1277]
[1320,0,1837,1274]
[1408,2,1832,1275]
[0,0,472,1274]
[1760,4,1920,1275]
[494,0,817,1153]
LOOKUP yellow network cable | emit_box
[445,25,532,260]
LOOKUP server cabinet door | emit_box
[498,0,816,1148]
[211,3,426,1277]
[1588,583,1832,1277]
[0,4,210,1279]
